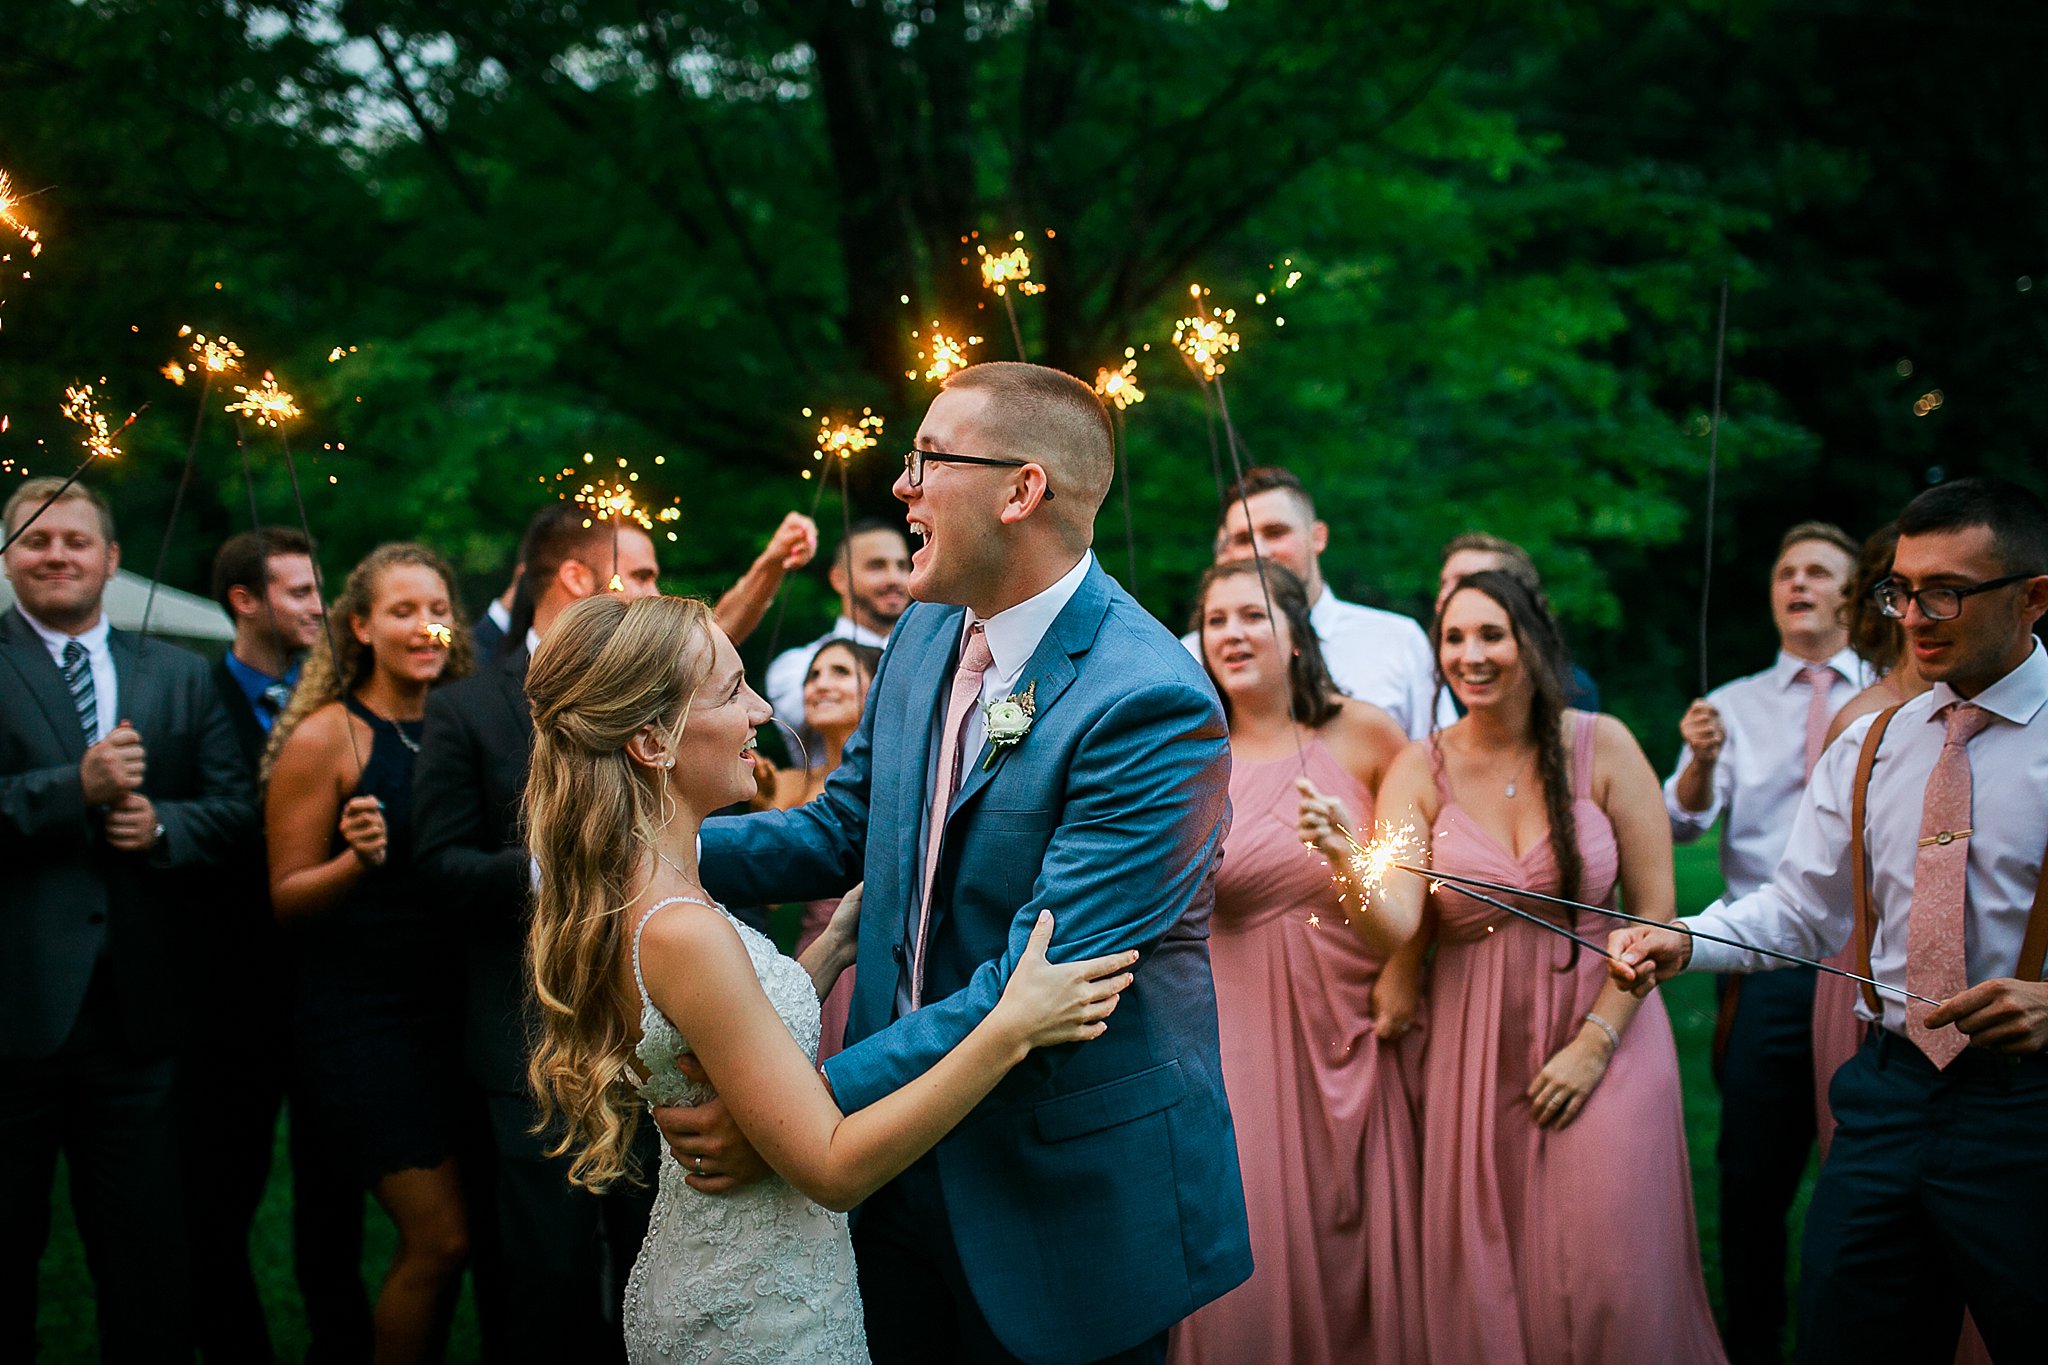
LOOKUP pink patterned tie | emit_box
[1905,701,1991,1067]
[1800,662,1835,779]
[910,624,994,1008]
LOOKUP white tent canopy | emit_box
[0,568,234,642]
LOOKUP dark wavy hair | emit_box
[1434,568,1584,940]
[1191,559,1341,730]
[1844,522,1902,673]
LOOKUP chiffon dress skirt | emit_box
[1811,955,1864,1158]
[1418,713,1725,1365]
[1168,740,1425,1365]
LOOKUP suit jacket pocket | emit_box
[974,807,1055,834]
[1032,1059,1186,1143]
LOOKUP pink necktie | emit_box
[1905,701,1992,1067]
[910,624,994,1008]
[1800,662,1835,779]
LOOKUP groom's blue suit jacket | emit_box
[702,559,1252,1364]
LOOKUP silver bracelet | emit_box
[1583,1011,1621,1054]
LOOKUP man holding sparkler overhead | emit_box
[1612,477,2048,1365]
[1663,520,1867,1365]
[1181,466,1440,740]
[667,361,1251,1364]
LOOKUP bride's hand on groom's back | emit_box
[990,912,1140,1052]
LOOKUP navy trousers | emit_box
[1798,1029,2048,1365]
[1714,967,1820,1364]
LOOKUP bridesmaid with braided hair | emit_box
[1308,569,1724,1364]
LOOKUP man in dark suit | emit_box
[0,478,253,1363]
[413,503,667,1362]
[200,527,368,1364]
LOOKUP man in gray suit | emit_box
[0,478,252,1362]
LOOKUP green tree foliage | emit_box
[2,0,2041,740]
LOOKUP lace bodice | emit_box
[622,897,868,1364]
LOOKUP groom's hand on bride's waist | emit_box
[652,1054,771,1194]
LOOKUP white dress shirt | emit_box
[1181,584,1438,739]
[956,552,1092,767]
[485,597,512,635]
[1664,647,1872,901]
[21,607,116,743]
[1686,640,2048,1032]
[766,616,892,769]
[896,553,1093,1017]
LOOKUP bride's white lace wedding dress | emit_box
[624,896,870,1364]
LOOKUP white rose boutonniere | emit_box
[980,681,1036,770]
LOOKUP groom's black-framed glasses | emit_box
[902,448,1054,500]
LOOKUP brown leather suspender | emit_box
[1850,702,2048,1012]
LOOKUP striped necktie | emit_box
[62,640,98,744]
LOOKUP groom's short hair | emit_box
[942,363,1114,522]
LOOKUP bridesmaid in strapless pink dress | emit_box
[1169,743,1426,1365]
[1420,713,1724,1364]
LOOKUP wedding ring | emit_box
[693,1155,706,1175]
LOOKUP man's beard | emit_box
[851,590,905,631]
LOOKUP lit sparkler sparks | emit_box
[1,169,46,330]
[908,325,981,383]
[812,408,884,466]
[1172,286,1241,382]
[551,454,683,542]
[423,623,454,648]
[1093,349,1146,411]
[224,371,301,428]
[975,237,1046,298]
[61,383,125,463]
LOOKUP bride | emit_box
[520,594,1136,1363]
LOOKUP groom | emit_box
[665,362,1251,1364]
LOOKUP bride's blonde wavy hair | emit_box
[523,593,716,1191]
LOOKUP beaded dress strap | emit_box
[631,895,721,1010]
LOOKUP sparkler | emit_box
[0,168,45,333]
[1408,864,1940,1007]
[908,325,981,384]
[760,408,884,679]
[234,369,363,773]
[141,329,246,640]
[1697,279,1728,697]
[2,384,143,554]
[974,231,1046,359]
[1177,283,1303,773]
[1093,349,1146,592]
[552,453,683,591]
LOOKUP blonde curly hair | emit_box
[522,593,716,1191]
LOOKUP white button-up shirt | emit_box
[766,616,892,768]
[1182,584,1438,739]
[21,607,116,744]
[1686,640,2048,1032]
[1664,647,1871,901]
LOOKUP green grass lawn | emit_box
[39,857,1795,1361]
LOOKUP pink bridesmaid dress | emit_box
[1419,713,1724,1365]
[1811,957,1863,1158]
[1168,740,1425,1365]
[794,900,852,1061]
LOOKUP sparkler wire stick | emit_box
[272,421,365,776]
[1001,293,1026,361]
[1698,279,1728,697]
[1111,408,1137,593]
[139,373,215,642]
[2,401,147,554]
[1400,862,1939,1007]
[2,455,97,553]
[1418,872,1627,965]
